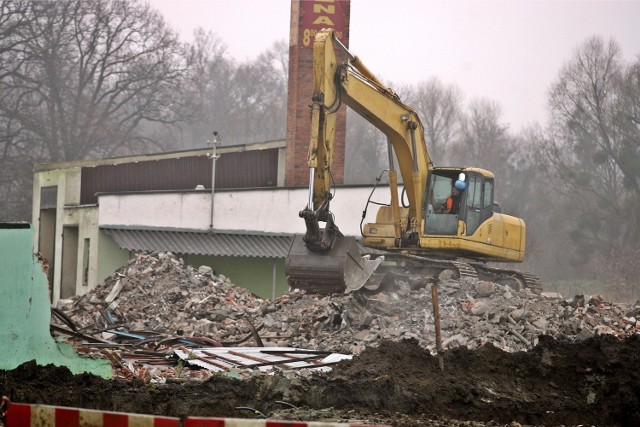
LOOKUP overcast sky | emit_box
[147,0,640,132]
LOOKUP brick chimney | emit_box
[285,0,351,187]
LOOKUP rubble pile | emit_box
[54,252,640,366]
[55,252,264,343]
[257,277,640,355]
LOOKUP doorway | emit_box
[61,226,79,299]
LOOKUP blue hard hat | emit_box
[454,180,467,191]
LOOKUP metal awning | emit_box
[101,227,293,258]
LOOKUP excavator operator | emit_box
[442,186,460,214]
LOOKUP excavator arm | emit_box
[302,28,432,248]
[296,36,339,252]
[287,29,433,293]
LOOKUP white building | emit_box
[32,140,389,303]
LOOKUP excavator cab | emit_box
[420,167,525,262]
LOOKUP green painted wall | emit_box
[97,230,129,286]
[0,225,111,377]
[184,255,288,299]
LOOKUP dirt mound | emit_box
[3,335,640,426]
[323,335,640,426]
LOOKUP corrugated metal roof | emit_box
[101,228,292,258]
[81,149,279,204]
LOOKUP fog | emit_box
[149,0,640,131]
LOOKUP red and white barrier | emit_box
[5,402,180,426]
[5,402,390,427]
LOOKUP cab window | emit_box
[426,174,454,212]
[466,176,482,209]
[425,173,459,235]
[483,179,493,208]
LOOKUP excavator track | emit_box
[286,246,543,295]
[470,263,544,294]
[364,252,543,294]
[451,261,479,281]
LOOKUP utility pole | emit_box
[208,131,222,231]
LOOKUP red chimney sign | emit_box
[300,0,347,48]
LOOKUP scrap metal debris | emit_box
[51,251,640,380]
[174,347,351,373]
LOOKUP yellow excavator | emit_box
[285,29,540,294]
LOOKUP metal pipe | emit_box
[209,132,221,230]
[388,170,402,241]
[387,138,395,172]
[307,167,315,210]
[210,146,219,230]
[271,258,277,300]
[387,138,401,240]
[408,121,424,229]
[333,35,354,61]
[409,121,418,172]
[431,284,444,371]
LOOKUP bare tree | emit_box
[0,0,188,162]
[0,0,40,78]
[613,59,640,192]
[541,36,640,287]
[545,37,625,205]
[177,28,235,148]
[224,39,288,144]
[0,0,189,220]
[179,36,288,147]
[455,97,509,174]
[0,0,47,219]
[345,109,387,185]
[408,77,463,163]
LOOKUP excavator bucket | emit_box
[285,235,382,294]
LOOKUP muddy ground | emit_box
[2,335,639,427]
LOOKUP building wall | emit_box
[0,224,111,376]
[80,148,281,204]
[98,185,394,237]
[32,167,126,303]
[32,167,85,303]
[184,254,287,300]
[60,206,101,301]
[99,192,211,230]
[97,229,129,286]
[31,139,398,303]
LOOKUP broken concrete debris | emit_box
[52,251,640,380]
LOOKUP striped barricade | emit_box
[4,402,390,427]
[5,402,180,426]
